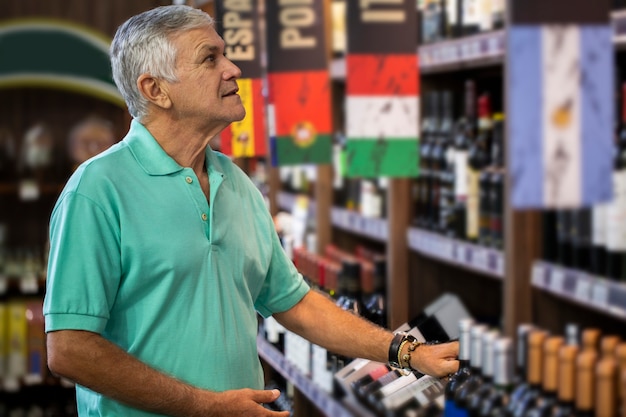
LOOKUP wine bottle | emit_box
[358,369,404,401]
[552,345,579,417]
[362,256,387,328]
[571,209,592,272]
[606,97,626,280]
[508,330,548,417]
[478,107,494,247]
[439,90,457,236]
[453,324,489,416]
[466,93,489,243]
[466,330,500,417]
[430,91,444,232]
[594,352,618,417]
[581,328,601,353]
[488,113,505,250]
[419,92,436,229]
[573,351,598,417]
[444,318,475,417]
[525,336,565,417]
[351,363,392,393]
[556,210,574,268]
[478,337,514,417]
[453,81,476,240]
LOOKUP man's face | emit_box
[166,25,245,132]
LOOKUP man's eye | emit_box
[206,55,216,62]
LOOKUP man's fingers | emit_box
[252,388,281,404]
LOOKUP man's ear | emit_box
[137,74,172,110]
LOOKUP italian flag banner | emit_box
[265,0,332,166]
[215,0,267,158]
[345,0,419,178]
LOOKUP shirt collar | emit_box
[124,119,225,178]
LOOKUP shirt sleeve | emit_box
[43,191,122,334]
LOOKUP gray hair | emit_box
[110,5,214,122]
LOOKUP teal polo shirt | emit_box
[44,120,309,417]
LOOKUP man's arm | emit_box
[47,330,289,417]
[273,290,459,377]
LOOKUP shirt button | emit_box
[201,213,208,221]
[185,176,193,184]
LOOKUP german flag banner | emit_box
[265,0,332,166]
[345,0,419,178]
[215,0,266,158]
[508,0,613,208]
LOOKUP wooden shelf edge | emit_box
[256,335,361,417]
[406,227,505,280]
[531,261,626,321]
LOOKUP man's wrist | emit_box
[388,332,422,371]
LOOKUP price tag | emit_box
[494,253,505,277]
[591,280,610,309]
[550,268,565,293]
[473,248,488,271]
[574,276,592,303]
[531,263,545,287]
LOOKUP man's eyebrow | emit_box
[195,44,222,58]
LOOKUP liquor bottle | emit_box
[488,113,505,250]
[524,336,565,417]
[362,256,387,328]
[616,343,626,415]
[446,0,461,38]
[466,330,500,417]
[478,124,493,247]
[599,335,621,358]
[338,258,363,315]
[507,330,548,417]
[581,328,601,353]
[490,0,505,29]
[595,351,618,417]
[444,318,475,417]
[421,0,446,43]
[377,373,445,417]
[453,324,489,415]
[351,363,392,393]
[571,209,592,272]
[357,368,404,401]
[439,90,457,235]
[462,0,480,35]
[503,324,536,417]
[606,90,626,280]
[556,210,574,268]
[573,350,597,417]
[418,92,436,229]
[591,197,608,276]
[564,323,580,347]
[454,81,476,240]
[430,91,444,232]
[543,210,559,263]
[478,337,514,417]
[466,93,490,243]
[552,345,579,417]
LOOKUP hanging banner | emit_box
[265,0,333,166]
[508,0,613,208]
[215,0,267,158]
[345,0,419,178]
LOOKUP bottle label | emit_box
[466,169,480,238]
[592,203,607,246]
[605,170,626,250]
[454,151,468,198]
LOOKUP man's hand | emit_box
[410,341,460,378]
[206,389,290,417]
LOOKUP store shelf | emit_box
[257,335,360,417]
[419,30,505,74]
[531,261,626,321]
[407,227,505,279]
[330,208,388,242]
